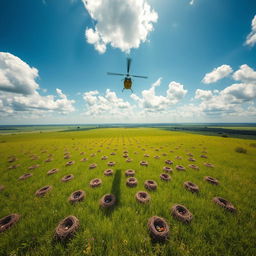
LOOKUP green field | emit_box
[0,128,256,256]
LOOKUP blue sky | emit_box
[0,0,256,124]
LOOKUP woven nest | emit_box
[80,158,87,162]
[204,176,219,185]
[90,153,96,157]
[8,164,20,169]
[204,163,214,168]
[140,161,148,167]
[165,160,173,165]
[110,152,116,156]
[80,152,85,155]
[8,157,17,163]
[144,154,150,157]
[0,185,4,191]
[126,158,133,162]
[28,164,40,170]
[154,156,160,159]
[107,161,116,167]
[176,165,186,171]
[200,155,208,158]
[35,185,52,197]
[171,204,193,223]
[188,157,196,162]
[213,197,236,213]
[123,150,128,153]
[148,216,169,242]
[163,166,173,173]
[54,215,79,241]
[89,163,97,169]
[188,164,199,170]
[186,153,193,157]
[126,177,138,187]
[61,174,74,182]
[184,181,199,193]
[123,154,129,158]
[45,158,53,163]
[0,214,20,233]
[101,156,108,160]
[104,169,113,176]
[64,155,71,159]
[144,180,157,190]
[90,178,102,188]
[175,156,182,160]
[47,168,59,175]
[135,191,150,203]
[125,169,135,177]
[99,194,116,208]
[160,173,171,181]
[69,190,85,203]
[65,161,75,166]
[18,173,32,180]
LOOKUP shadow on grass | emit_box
[102,169,121,216]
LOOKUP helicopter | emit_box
[107,58,148,92]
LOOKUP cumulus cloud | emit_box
[189,0,195,5]
[245,15,256,47]
[0,52,75,117]
[194,89,213,100]
[82,0,158,53]
[233,64,256,83]
[83,89,131,116]
[131,78,187,112]
[202,64,233,84]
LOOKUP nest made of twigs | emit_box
[126,158,133,162]
[148,216,169,242]
[45,158,53,163]
[65,161,75,166]
[188,157,196,162]
[125,169,135,177]
[69,190,85,203]
[163,166,173,173]
[35,185,52,197]
[8,164,20,169]
[144,180,157,190]
[107,161,116,167]
[0,214,20,233]
[135,191,150,203]
[176,165,186,171]
[101,156,108,160]
[110,152,116,156]
[47,168,59,175]
[213,197,236,212]
[18,173,32,180]
[204,176,219,185]
[80,158,87,162]
[28,164,40,170]
[54,215,79,241]
[204,163,214,168]
[104,169,113,176]
[200,155,208,158]
[188,164,199,170]
[154,156,160,159]
[175,156,182,160]
[61,174,74,182]
[165,160,173,165]
[89,163,97,169]
[171,204,193,223]
[99,194,116,208]
[0,185,4,191]
[90,178,102,188]
[140,161,148,166]
[184,181,199,193]
[126,177,138,187]
[160,173,171,181]
[123,154,129,158]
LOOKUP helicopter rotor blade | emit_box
[127,58,132,74]
[107,72,126,76]
[130,74,148,79]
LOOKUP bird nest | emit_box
[125,169,135,177]
[126,177,137,187]
[99,194,116,208]
[123,154,129,158]
[126,158,133,162]
[165,160,173,165]
[89,163,97,169]
[104,169,113,176]
[200,155,208,158]
[8,164,20,169]
[110,152,116,156]
[204,163,214,168]
[144,154,150,157]
[65,161,75,166]
[213,197,236,212]
[80,158,87,162]
[140,161,148,166]
[135,191,150,203]
[160,173,171,181]
[188,157,196,162]
[69,190,85,203]
[144,180,157,190]
[90,178,102,188]
[28,164,40,170]
[61,174,74,182]
[163,166,173,173]
[47,168,59,175]
[0,214,20,233]
[101,156,108,160]
[54,215,79,241]
[35,185,52,197]
[176,165,186,171]
[204,176,219,185]
[18,173,32,180]
[188,164,199,170]
[171,204,193,223]
[148,216,169,242]
[107,161,116,167]
[45,158,53,163]
[184,181,199,193]
[0,185,4,191]
[64,155,71,159]
[154,156,160,159]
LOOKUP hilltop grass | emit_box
[0,128,256,256]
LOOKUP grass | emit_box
[0,128,256,256]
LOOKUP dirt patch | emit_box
[135,191,150,203]
[61,174,74,182]
[99,194,116,208]
[0,214,20,233]
[125,169,135,177]
[47,168,59,175]
[69,190,85,203]
[123,154,129,158]
[126,177,137,187]
[104,169,113,176]
[148,216,169,242]
[90,178,102,188]
[184,181,199,193]
[35,185,52,197]
[171,204,193,223]
[160,173,171,181]
[213,197,236,212]
[144,180,157,190]
[204,176,219,185]
[18,173,32,180]
[54,215,79,241]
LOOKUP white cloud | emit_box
[195,89,213,100]
[189,0,195,5]
[131,78,187,112]
[233,64,256,83]
[82,0,158,53]
[245,15,256,47]
[202,64,233,84]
